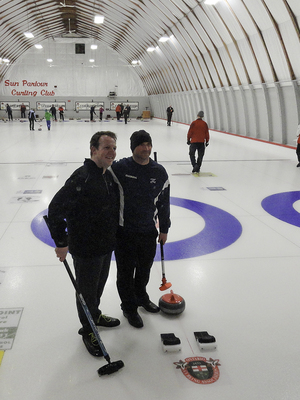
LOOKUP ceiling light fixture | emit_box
[159,35,169,42]
[147,47,156,52]
[91,44,97,50]
[89,59,95,62]
[35,44,43,49]
[47,58,53,62]
[24,32,34,38]
[94,15,104,24]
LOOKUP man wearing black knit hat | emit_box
[110,130,171,328]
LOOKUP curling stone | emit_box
[159,290,185,315]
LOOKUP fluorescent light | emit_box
[3,58,10,63]
[147,47,156,52]
[131,60,138,64]
[94,15,104,24]
[91,44,98,50]
[24,32,34,38]
[204,0,220,4]
[35,44,43,49]
[89,59,94,62]
[159,35,169,42]
[47,58,53,62]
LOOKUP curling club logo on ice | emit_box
[174,357,220,384]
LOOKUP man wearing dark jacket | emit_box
[166,105,174,126]
[110,130,171,328]
[47,131,120,357]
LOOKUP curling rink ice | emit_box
[1,117,300,400]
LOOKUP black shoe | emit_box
[297,163,300,167]
[78,328,103,357]
[123,311,143,328]
[96,314,120,328]
[139,300,160,313]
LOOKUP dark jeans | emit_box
[115,230,157,313]
[189,142,205,172]
[29,119,35,130]
[72,253,112,331]
[167,114,172,125]
[296,144,300,162]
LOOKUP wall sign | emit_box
[4,79,55,96]
[110,102,139,111]
[75,102,104,112]
[0,308,23,351]
[1,101,30,111]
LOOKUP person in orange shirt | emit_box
[58,106,64,121]
[187,111,209,174]
[115,104,122,120]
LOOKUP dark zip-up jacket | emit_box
[110,157,170,234]
[47,158,119,257]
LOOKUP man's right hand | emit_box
[55,246,68,262]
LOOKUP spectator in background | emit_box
[6,104,13,121]
[58,106,64,121]
[28,108,36,131]
[99,106,104,121]
[45,109,52,131]
[296,124,300,167]
[90,105,96,122]
[123,104,131,124]
[187,111,209,174]
[20,103,26,118]
[166,106,174,126]
[115,104,122,121]
[50,105,57,121]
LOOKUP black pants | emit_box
[115,230,157,313]
[72,253,112,331]
[124,113,128,124]
[29,119,35,130]
[21,111,25,118]
[167,114,172,126]
[296,144,300,162]
[189,142,205,172]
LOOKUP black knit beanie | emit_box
[130,130,152,152]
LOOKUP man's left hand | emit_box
[158,233,168,245]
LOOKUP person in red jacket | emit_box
[187,111,209,174]
[115,104,122,120]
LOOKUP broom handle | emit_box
[43,215,110,361]
[160,240,166,278]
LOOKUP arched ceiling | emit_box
[1,0,300,95]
